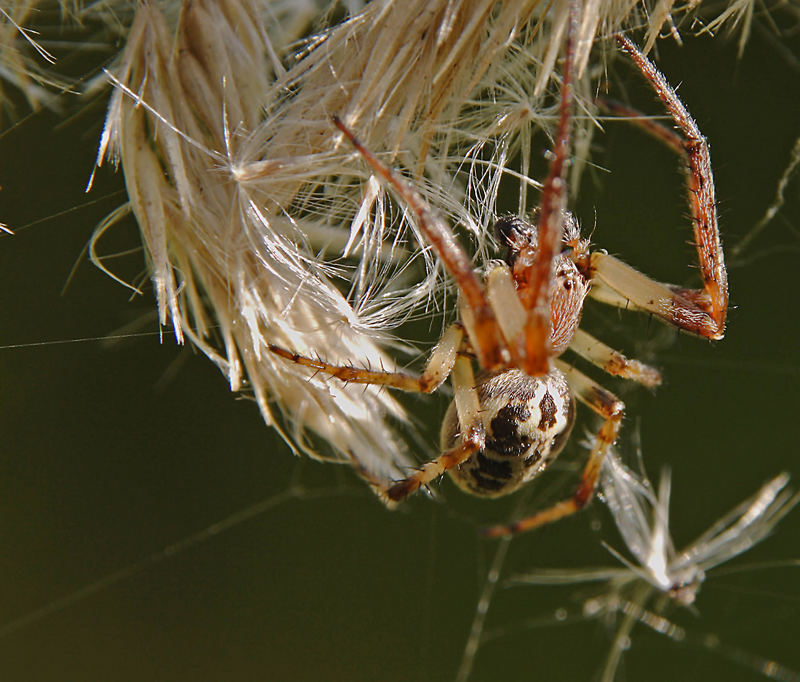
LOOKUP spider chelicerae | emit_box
[270,27,728,537]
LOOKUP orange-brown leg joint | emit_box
[386,424,485,502]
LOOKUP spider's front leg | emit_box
[511,5,577,377]
[592,36,728,340]
[332,117,511,373]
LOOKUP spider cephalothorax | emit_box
[270,22,727,536]
[494,212,591,355]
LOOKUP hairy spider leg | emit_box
[590,36,728,340]
[568,328,662,388]
[511,5,577,377]
[268,324,463,395]
[332,117,511,372]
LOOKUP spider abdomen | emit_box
[442,369,575,498]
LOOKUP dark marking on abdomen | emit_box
[476,453,513,480]
[523,447,542,468]
[486,404,532,457]
[469,469,508,492]
[538,392,557,429]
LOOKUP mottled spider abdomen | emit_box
[442,369,575,498]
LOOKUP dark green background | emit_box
[1,17,799,682]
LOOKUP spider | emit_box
[269,26,728,537]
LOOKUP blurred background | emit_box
[1,4,799,681]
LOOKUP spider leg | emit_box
[384,355,485,502]
[512,5,577,376]
[585,278,635,309]
[590,252,722,339]
[610,35,727,339]
[333,117,509,371]
[481,262,526,353]
[269,324,463,394]
[569,328,662,388]
[482,361,624,537]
